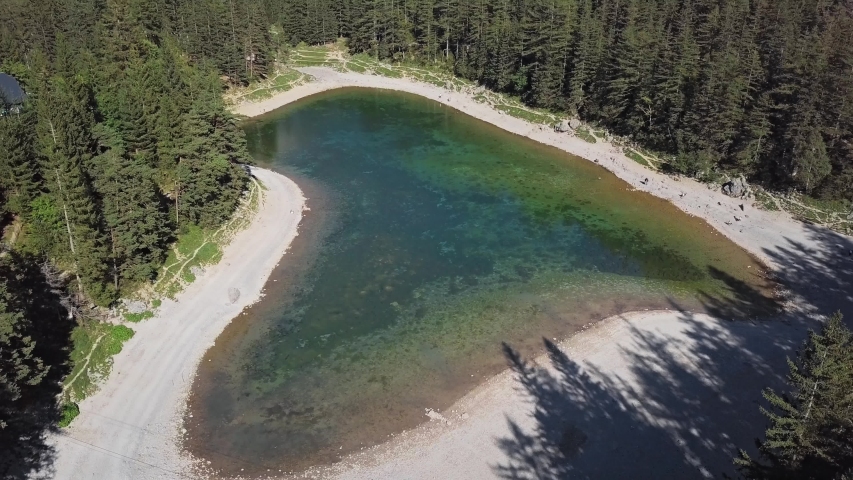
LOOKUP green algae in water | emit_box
[188,88,775,475]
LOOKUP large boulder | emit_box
[555,119,571,132]
[569,118,581,130]
[722,176,749,198]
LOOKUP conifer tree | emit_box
[736,312,853,479]
[0,108,41,216]
[36,75,114,305]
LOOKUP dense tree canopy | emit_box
[1,0,255,463]
[0,0,254,303]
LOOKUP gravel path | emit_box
[41,167,305,480]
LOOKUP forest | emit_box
[1,0,851,476]
[0,0,260,466]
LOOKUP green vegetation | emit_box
[154,175,260,298]
[58,402,79,428]
[625,149,650,167]
[62,323,135,404]
[230,68,308,104]
[123,310,154,323]
[575,128,597,144]
[1,0,265,457]
[737,312,853,479]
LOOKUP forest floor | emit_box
[43,167,305,480]
[229,59,853,479]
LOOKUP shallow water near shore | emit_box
[186,88,775,476]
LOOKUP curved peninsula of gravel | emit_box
[41,167,305,480]
[230,68,852,479]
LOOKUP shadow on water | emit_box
[493,225,853,479]
[0,255,73,480]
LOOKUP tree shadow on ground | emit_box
[494,224,853,479]
[0,257,74,480]
[761,223,853,320]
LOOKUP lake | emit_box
[185,88,775,476]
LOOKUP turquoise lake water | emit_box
[186,88,774,475]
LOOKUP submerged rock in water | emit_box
[722,177,748,198]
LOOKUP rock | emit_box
[847,211,853,220]
[124,300,146,314]
[189,265,205,277]
[445,80,453,90]
[555,119,571,132]
[569,118,581,130]
[739,204,745,211]
[425,408,450,425]
[228,287,240,304]
[722,176,749,198]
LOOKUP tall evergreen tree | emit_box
[0,108,41,216]
[736,312,853,479]
[36,75,114,305]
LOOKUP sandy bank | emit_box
[230,68,853,479]
[40,167,305,479]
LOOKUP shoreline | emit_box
[235,66,806,271]
[228,68,851,479]
[42,167,306,479]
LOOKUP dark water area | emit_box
[186,88,776,476]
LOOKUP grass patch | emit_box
[180,242,221,283]
[346,62,366,73]
[753,189,779,211]
[58,402,79,428]
[123,310,154,323]
[64,323,135,403]
[494,105,554,124]
[372,65,403,78]
[625,149,650,167]
[576,128,597,143]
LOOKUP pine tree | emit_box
[36,75,114,305]
[175,74,249,228]
[736,312,853,479]
[89,125,171,290]
[0,108,41,216]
